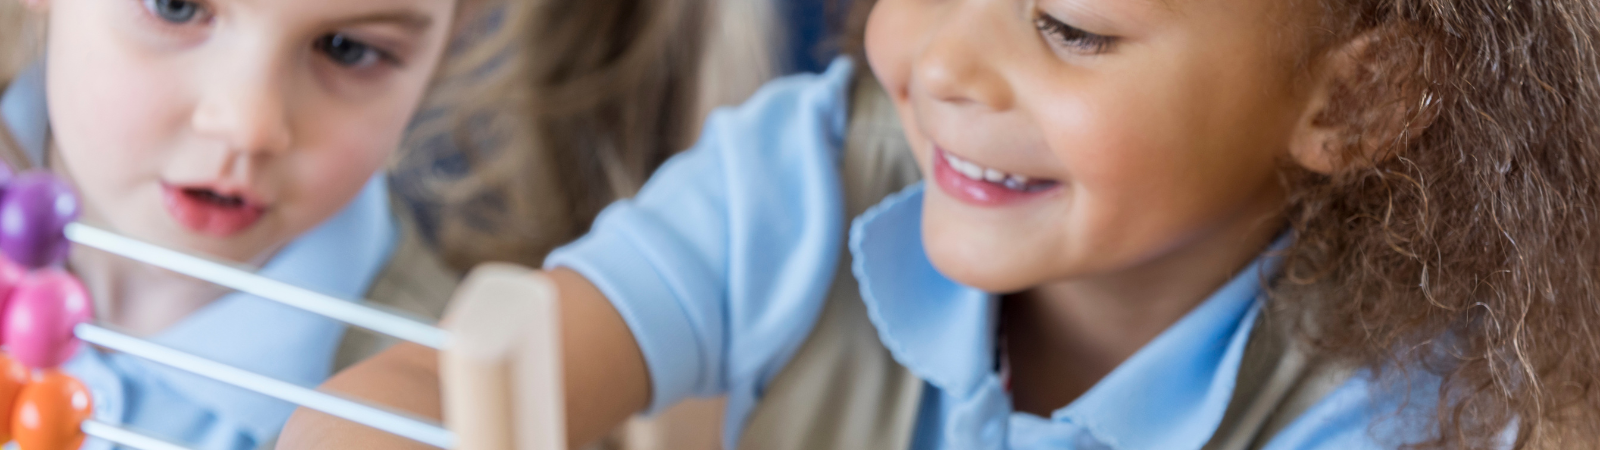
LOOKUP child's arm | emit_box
[280,61,860,450]
[276,268,650,449]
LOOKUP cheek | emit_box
[268,80,436,232]
[1015,82,1181,256]
[284,106,405,223]
[274,62,434,234]
[865,0,928,111]
[863,0,912,94]
[864,0,938,171]
[45,7,189,184]
[1029,69,1289,264]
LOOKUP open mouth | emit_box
[932,147,1062,206]
[160,183,267,237]
[181,187,250,208]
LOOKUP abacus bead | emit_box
[12,371,90,450]
[0,255,25,345]
[2,270,92,370]
[0,173,79,269]
[0,354,27,443]
[0,162,13,193]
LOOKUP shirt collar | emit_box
[1050,242,1267,449]
[1,61,50,166]
[851,183,1277,449]
[851,183,996,398]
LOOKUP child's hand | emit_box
[278,342,442,450]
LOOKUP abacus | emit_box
[0,165,564,450]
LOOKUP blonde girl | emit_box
[0,0,733,448]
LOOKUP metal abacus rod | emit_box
[64,223,449,350]
[75,324,456,449]
[55,222,464,449]
[5,203,560,450]
[0,166,551,450]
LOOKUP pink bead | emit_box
[3,270,93,370]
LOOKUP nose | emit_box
[912,2,1015,112]
[190,55,293,159]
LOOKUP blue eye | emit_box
[143,0,202,24]
[315,34,385,68]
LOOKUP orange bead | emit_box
[0,354,28,443]
[12,371,90,450]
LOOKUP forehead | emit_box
[1074,0,1304,26]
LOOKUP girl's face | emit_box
[868,0,1321,292]
[37,0,455,263]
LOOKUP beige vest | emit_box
[737,73,1353,450]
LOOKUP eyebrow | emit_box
[328,9,436,32]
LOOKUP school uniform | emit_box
[545,58,1442,450]
[1,64,459,450]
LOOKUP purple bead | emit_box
[0,173,80,269]
[0,162,14,200]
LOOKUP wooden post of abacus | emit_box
[440,264,567,450]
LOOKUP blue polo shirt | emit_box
[4,63,400,450]
[547,58,1443,449]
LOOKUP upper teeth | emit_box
[944,151,1031,187]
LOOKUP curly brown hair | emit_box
[1278,0,1600,448]
[836,0,1600,448]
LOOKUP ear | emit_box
[1288,30,1432,175]
[1288,33,1374,175]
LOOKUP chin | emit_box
[191,231,278,264]
[143,222,270,264]
[922,210,1073,294]
[924,241,1046,294]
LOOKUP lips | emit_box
[932,147,1061,206]
[160,183,267,237]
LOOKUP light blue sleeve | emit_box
[543,59,856,436]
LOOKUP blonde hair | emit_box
[401,0,779,271]
[0,2,42,169]
[0,2,40,83]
